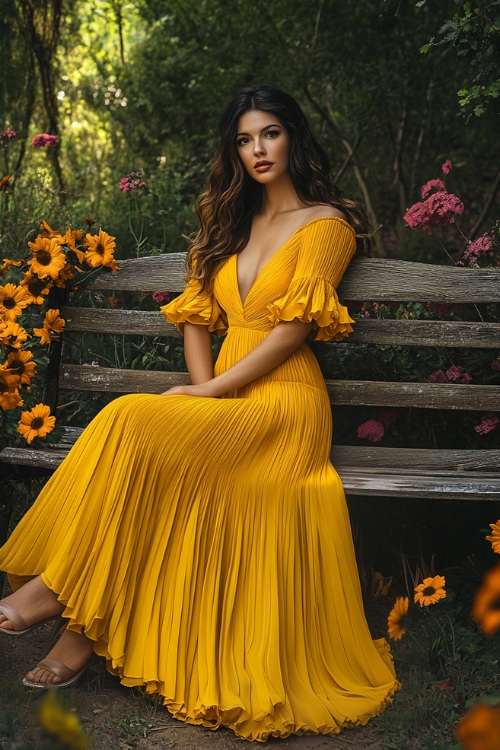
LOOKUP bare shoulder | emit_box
[305,204,348,222]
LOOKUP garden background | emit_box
[1,1,500,748]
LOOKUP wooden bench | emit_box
[1,253,499,520]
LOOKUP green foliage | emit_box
[420,0,500,118]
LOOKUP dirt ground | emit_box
[0,617,386,750]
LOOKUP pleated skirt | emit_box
[0,332,399,741]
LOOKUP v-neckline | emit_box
[234,215,350,307]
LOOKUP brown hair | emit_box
[187,84,370,289]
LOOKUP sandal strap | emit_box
[36,658,77,682]
[0,602,27,631]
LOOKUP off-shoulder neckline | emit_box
[234,215,355,307]
[288,215,356,237]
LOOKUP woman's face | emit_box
[235,109,290,185]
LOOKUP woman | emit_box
[0,84,399,742]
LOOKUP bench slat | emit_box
[336,467,500,500]
[331,445,500,470]
[3,443,498,499]
[91,254,500,302]
[58,364,500,410]
[325,380,500,410]
[61,307,500,348]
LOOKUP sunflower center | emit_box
[96,242,105,256]
[9,359,23,375]
[31,417,44,430]
[36,250,52,265]
[27,277,46,295]
[3,297,15,309]
[489,596,500,611]
[423,586,436,596]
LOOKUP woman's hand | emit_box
[161,383,215,398]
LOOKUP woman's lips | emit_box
[254,162,273,172]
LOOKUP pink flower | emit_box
[445,364,472,383]
[427,364,472,384]
[119,170,148,193]
[404,190,464,234]
[32,133,57,148]
[357,419,385,442]
[460,233,494,266]
[421,179,445,199]
[474,412,499,435]
[491,358,500,372]
[441,160,452,175]
[0,129,16,144]
[152,291,171,305]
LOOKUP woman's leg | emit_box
[25,629,94,685]
[0,575,94,684]
[0,575,63,630]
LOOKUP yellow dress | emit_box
[0,216,399,741]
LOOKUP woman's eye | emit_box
[265,130,280,138]
[236,137,250,147]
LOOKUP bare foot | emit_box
[24,629,94,685]
[0,576,64,631]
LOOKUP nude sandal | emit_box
[0,602,64,641]
[22,657,90,689]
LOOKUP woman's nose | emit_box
[253,138,265,156]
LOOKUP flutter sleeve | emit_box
[160,277,228,336]
[267,216,356,342]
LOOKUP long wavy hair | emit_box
[187,84,370,289]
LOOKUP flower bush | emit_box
[0,220,119,447]
[345,160,499,447]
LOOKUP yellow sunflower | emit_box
[33,308,65,345]
[84,228,118,270]
[472,563,500,636]
[39,220,63,239]
[28,236,66,280]
[0,363,20,392]
[414,575,446,607]
[7,349,37,385]
[17,403,56,444]
[0,283,30,321]
[486,520,500,554]
[0,321,29,349]
[20,271,52,305]
[63,229,86,265]
[387,596,408,640]
[1,258,23,276]
[0,388,23,411]
[53,263,75,288]
[455,701,500,749]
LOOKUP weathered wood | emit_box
[91,254,500,302]
[58,365,500,411]
[4,442,498,500]
[336,467,500,500]
[62,308,180,337]
[59,365,189,392]
[61,308,500,348]
[330,446,500,470]
[325,380,500,410]
[346,319,500,348]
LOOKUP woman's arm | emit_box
[183,322,214,384]
[162,319,312,397]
